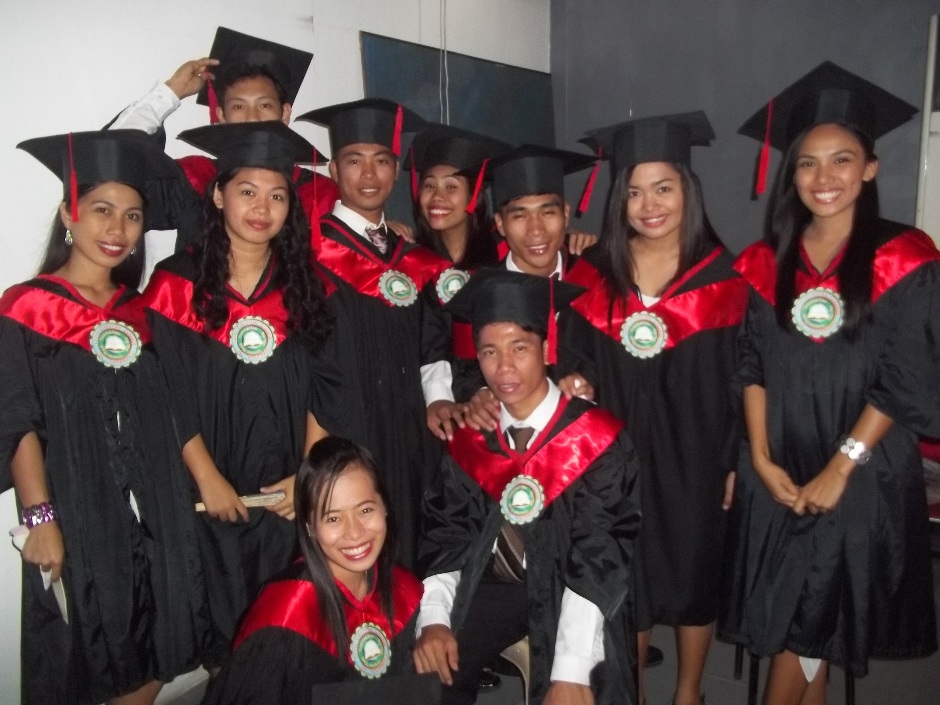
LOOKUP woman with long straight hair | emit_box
[203,437,424,705]
[141,121,343,670]
[0,130,209,705]
[720,62,940,705]
[559,112,748,705]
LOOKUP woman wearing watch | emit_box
[720,62,940,704]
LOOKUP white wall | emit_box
[0,0,549,699]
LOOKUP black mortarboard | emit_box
[404,123,511,206]
[18,129,182,222]
[489,144,596,208]
[295,98,426,157]
[582,111,715,174]
[739,61,918,150]
[176,121,326,176]
[445,268,585,364]
[197,27,313,118]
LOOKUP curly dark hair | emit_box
[191,168,333,353]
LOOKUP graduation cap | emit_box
[738,61,918,194]
[445,268,585,364]
[404,123,512,208]
[582,111,715,175]
[17,129,182,222]
[489,144,596,210]
[295,98,426,158]
[176,121,326,176]
[197,27,313,122]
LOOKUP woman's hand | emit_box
[387,220,415,243]
[196,470,248,522]
[462,387,500,432]
[557,373,594,401]
[261,475,296,521]
[792,464,849,516]
[753,457,799,508]
[22,521,65,582]
[566,231,598,256]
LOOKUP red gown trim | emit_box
[233,565,423,661]
[448,398,623,507]
[0,275,151,348]
[141,266,290,348]
[570,248,747,347]
[316,216,452,305]
[176,155,219,197]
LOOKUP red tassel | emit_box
[755,99,774,196]
[207,81,220,125]
[577,147,602,215]
[409,145,418,201]
[547,276,558,365]
[392,104,403,157]
[68,132,79,221]
[466,157,490,213]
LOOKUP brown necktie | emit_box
[491,426,534,584]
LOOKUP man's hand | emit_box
[414,624,460,686]
[543,681,595,705]
[427,400,466,441]
[165,57,219,100]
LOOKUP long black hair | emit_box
[766,123,879,337]
[191,167,333,352]
[596,162,720,305]
[39,182,148,290]
[413,172,499,270]
[295,437,398,656]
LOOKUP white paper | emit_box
[9,525,69,624]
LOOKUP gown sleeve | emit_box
[145,310,204,445]
[0,319,43,492]
[307,329,355,436]
[734,288,767,389]
[419,283,451,367]
[555,309,600,391]
[865,262,940,437]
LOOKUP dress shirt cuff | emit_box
[421,360,455,405]
[108,82,181,133]
[416,570,460,637]
[550,587,605,685]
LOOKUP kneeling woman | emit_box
[204,437,423,704]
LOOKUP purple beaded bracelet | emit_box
[21,502,57,528]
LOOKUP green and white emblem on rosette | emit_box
[436,268,470,303]
[620,310,668,358]
[791,287,844,338]
[90,319,142,369]
[378,270,418,307]
[500,474,545,525]
[350,622,391,678]
[229,316,277,364]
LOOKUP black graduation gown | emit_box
[0,276,209,705]
[558,247,747,628]
[718,223,940,676]
[202,562,423,705]
[141,251,346,665]
[315,215,452,571]
[420,397,641,705]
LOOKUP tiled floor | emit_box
[163,534,940,705]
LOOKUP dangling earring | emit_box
[64,229,73,246]
[130,246,137,255]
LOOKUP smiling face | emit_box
[624,161,685,245]
[218,75,291,124]
[59,181,144,275]
[329,143,399,223]
[212,167,290,248]
[311,464,387,593]
[477,321,549,420]
[792,123,878,231]
[495,194,569,276]
[419,164,471,236]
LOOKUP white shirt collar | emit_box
[331,200,386,238]
[505,250,564,280]
[499,380,561,449]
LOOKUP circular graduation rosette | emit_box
[500,474,545,525]
[620,311,668,358]
[791,287,844,338]
[349,622,391,678]
[435,268,470,303]
[378,270,418,307]
[229,316,277,364]
[89,319,142,368]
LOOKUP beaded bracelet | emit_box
[21,502,57,528]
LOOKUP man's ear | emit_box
[281,103,292,124]
[215,105,226,124]
[563,202,571,228]
[542,339,550,365]
[494,212,506,238]
[328,160,339,182]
